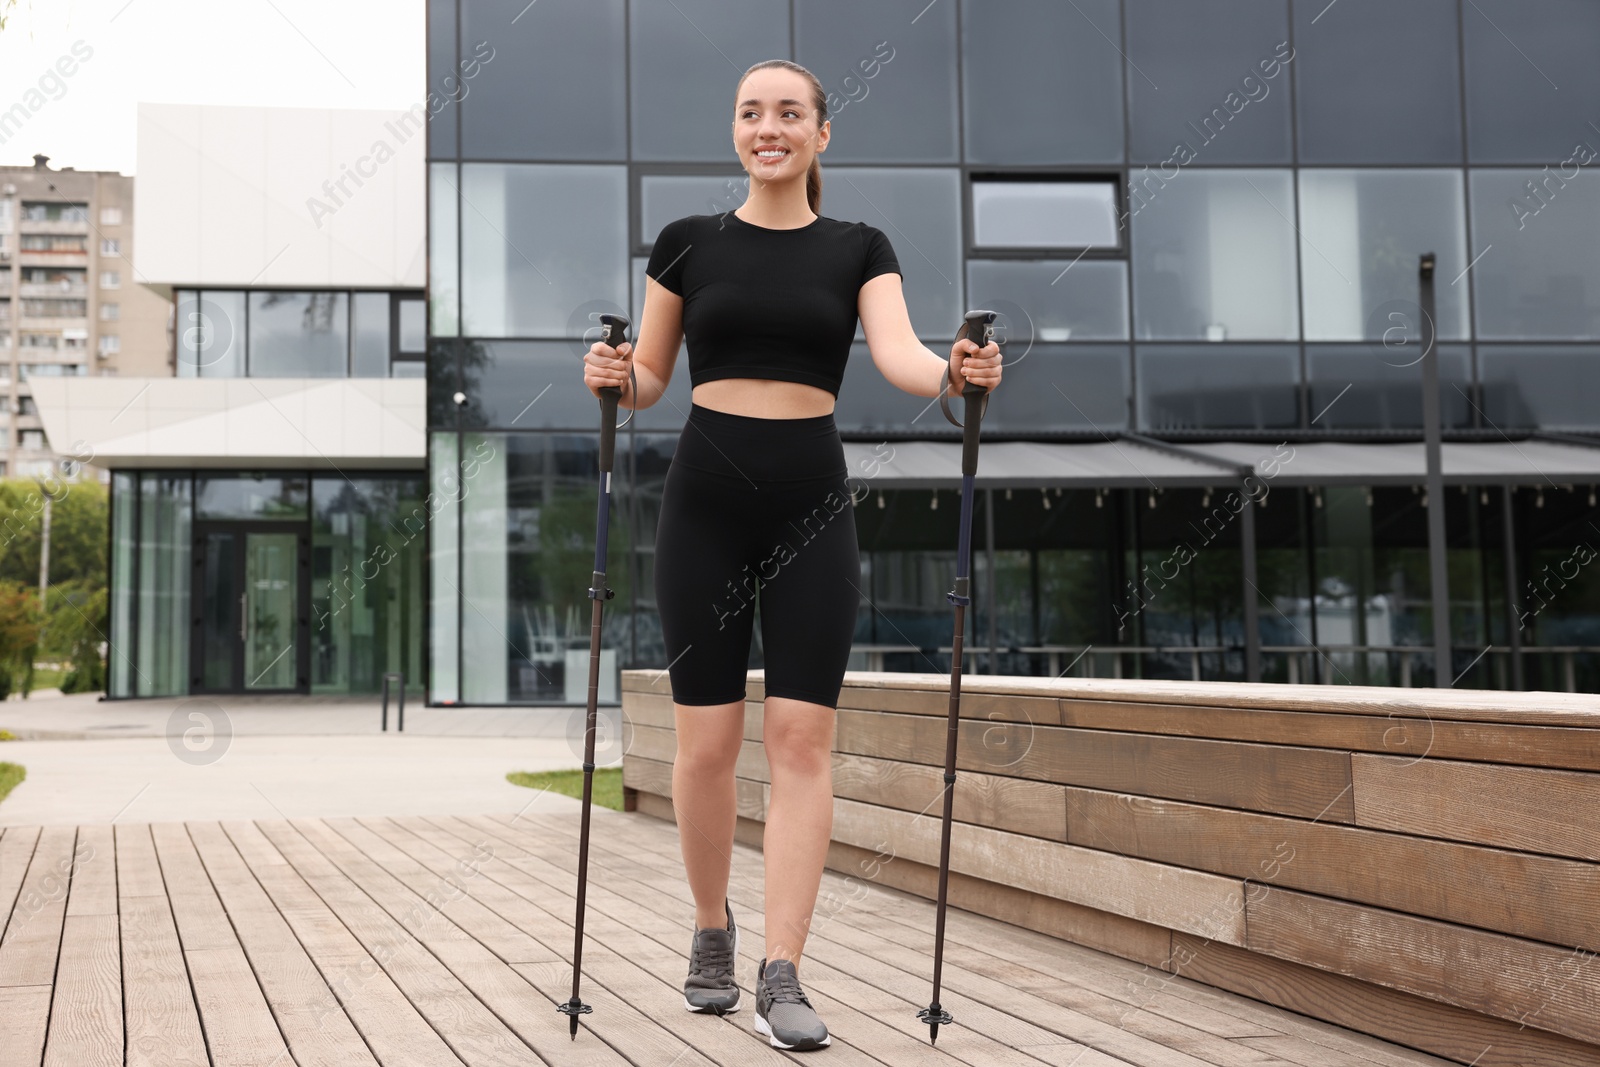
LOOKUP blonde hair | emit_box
[737,59,828,214]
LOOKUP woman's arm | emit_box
[858,272,1002,396]
[583,275,683,409]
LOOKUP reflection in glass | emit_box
[1131,170,1299,341]
[1480,345,1600,431]
[967,260,1129,341]
[972,180,1119,249]
[244,532,298,690]
[248,292,348,376]
[429,434,461,703]
[1469,169,1600,340]
[1463,0,1600,163]
[641,174,748,238]
[429,162,460,337]
[110,472,137,697]
[1307,345,1472,430]
[352,292,389,377]
[1299,170,1469,341]
[311,476,426,696]
[136,473,190,696]
[176,290,245,377]
[196,474,309,520]
[460,340,599,430]
[461,164,628,337]
[962,0,1123,165]
[398,298,426,353]
[1137,345,1299,431]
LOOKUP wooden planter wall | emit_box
[620,670,1600,1067]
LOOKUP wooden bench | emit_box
[621,670,1600,1067]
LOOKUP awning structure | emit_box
[843,437,1600,489]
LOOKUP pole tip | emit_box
[569,1015,579,1039]
[930,1023,939,1044]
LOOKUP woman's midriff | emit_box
[690,377,835,420]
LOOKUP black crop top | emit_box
[644,212,901,398]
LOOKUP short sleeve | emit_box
[645,216,691,296]
[860,224,901,286]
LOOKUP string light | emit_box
[1094,489,1104,508]
[1590,486,1596,507]
[1202,487,1212,508]
[1147,490,1157,509]
[1005,487,1012,500]
[1314,490,1324,508]
[877,493,885,509]
[930,491,938,510]
[1041,488,1051,510]
[1536,488,1545,508]
[1480,489,1489,505]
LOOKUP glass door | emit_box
[192,522,308,693]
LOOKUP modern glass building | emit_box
[423,0,1600,700]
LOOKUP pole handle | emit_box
[597,314,631,474]
[946,310,996,476]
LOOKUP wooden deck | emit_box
[0,809,1456,1067]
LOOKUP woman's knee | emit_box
[674,701,745,770]
[762,698,836,776]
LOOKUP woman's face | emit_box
[732,67,827,184]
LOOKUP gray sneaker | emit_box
[683,899,740,1014]
[754,957,831,1050]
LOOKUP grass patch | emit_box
[0,762,25,806]
[0,729,15,741]
[29,667,65,692]
[507,767,624,812]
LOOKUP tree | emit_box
[0,581,40,699]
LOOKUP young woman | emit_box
[582,58,1002,1051]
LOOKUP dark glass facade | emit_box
[425,0,1600,700]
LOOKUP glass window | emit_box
[460,340,606,430]
[429,433,460,703]
[1464,0,1600,163]
[460,164,628,338]
[967,259,1129,341]
[460,0,625,160]
[429,162,459,337]
[1298,170,1470,341]
[1481,345,1600,431]
[248,292,348,376]
[398,298,426,353]
[1306,345,1473,431]
[1130,169,1299,341]
[110,471,137,698]
[176,290,245,378]
[818,168,963,338]
[196,474,310,520]
[351,292,390,377]
[426,0,457,159]
[311,475,427,696]
[962,0,1123,165]
[640,174,748,241]
[1125,0,1294,164]
[136,473,190,697]
[1469,169,1600,340]
[459,432,632,704]
[795,0,958,163]
[1136,345,1299,431]
[100,271,120,289]
[1293,0,1462,164]
[630,0,789,161]
[971,179,1119,250]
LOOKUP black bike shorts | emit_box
[654,403,862,708]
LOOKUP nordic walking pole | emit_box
[917,309,998,1045]
[559,311,634,1038]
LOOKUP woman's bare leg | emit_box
[760,695,836,968]
[672,699,746,929]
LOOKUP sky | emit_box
[0,0,424,175]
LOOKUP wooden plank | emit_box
[1059,698,1600,772]
[63,826,116,917]
[835,710,1356,822]
[278,817,625,1065]
[119,895,209,1067]
[43,914,121,1067]
[0,985,51,1067]
[255,818,555,1067]
[114,824,168,900]
[0,827,40,946]
[626,722,771,784]
[1067,787,1600,953]
[0,826,78,987]
[1352,754,1600,861]
[835,682,1065,727]
[447,813,1159,1067]
[1246,886,1600,1046]
[621,753,767,821]
[186,821,380,1067]
[151,822,288,1067]
[1175,934,1600,1067]
[220,823,467,1067]
[830,796,1248,945]
[830,751,1069,841]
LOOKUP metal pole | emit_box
[1502,485,1523,690]
[1419,254,1452,684]
[984,488,997,674]
[1240,490,1261,682]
